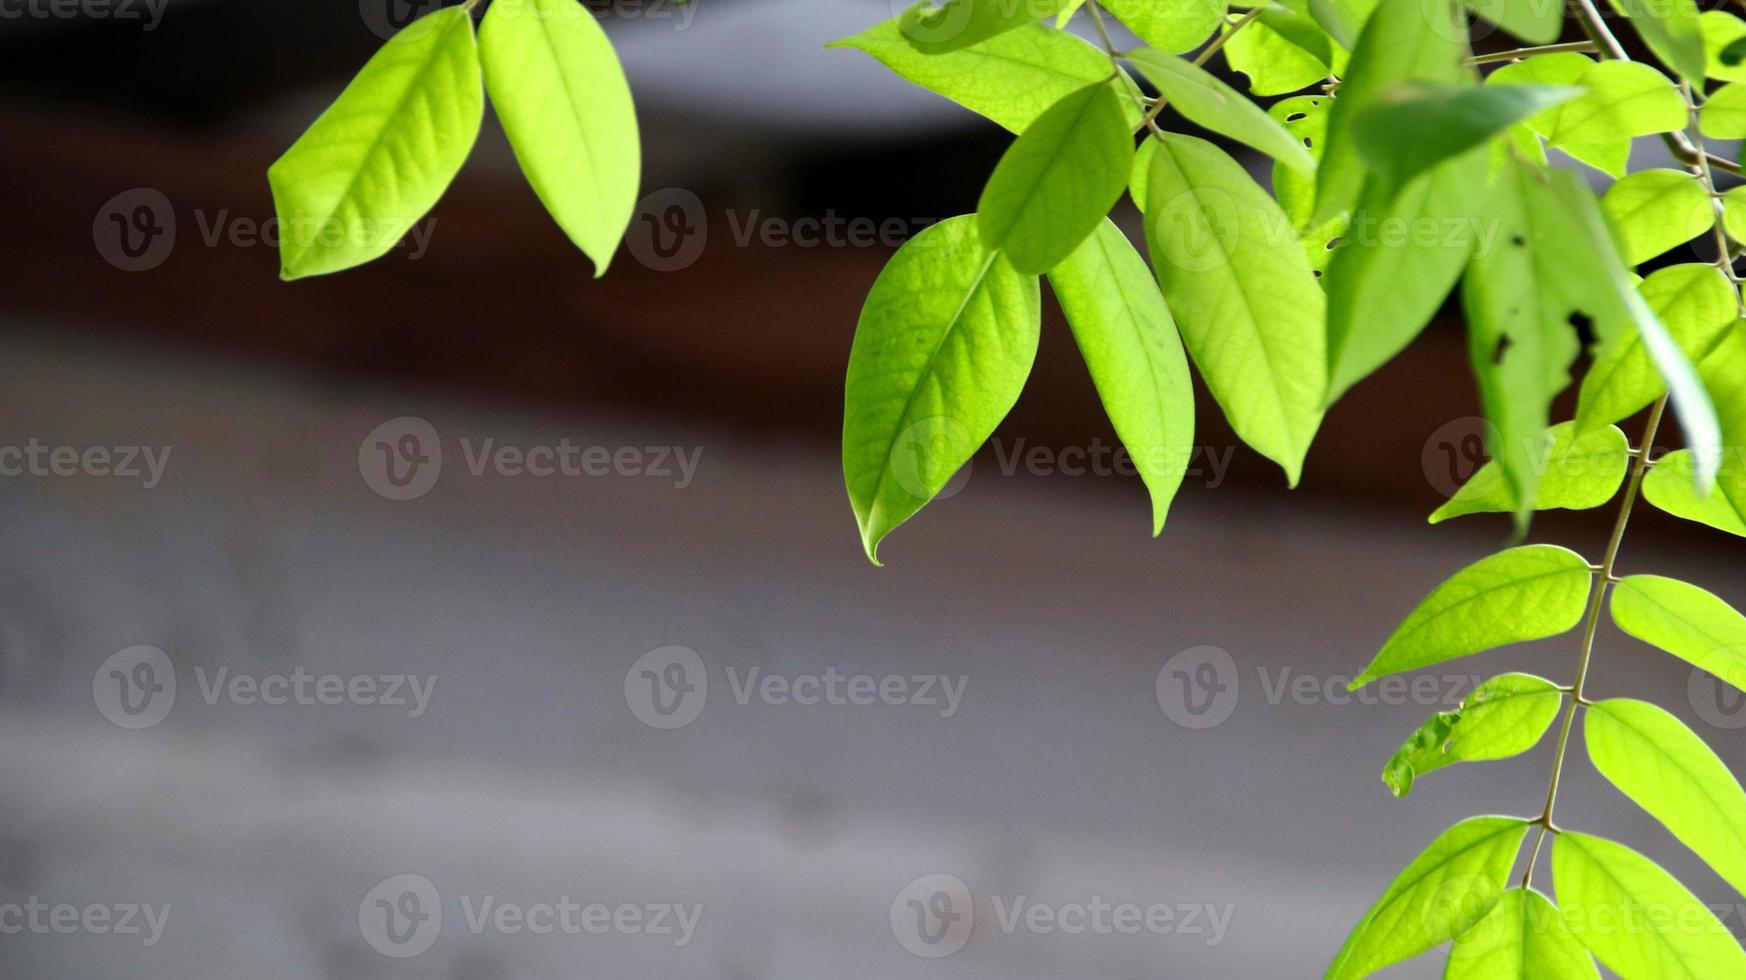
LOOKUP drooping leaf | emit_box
[1430,422,1630,523]
[1225,1,1333,95]
[842,215,1040,563]
[1324,816,1531,980]
[480,0,638,276]
[1701,81,1746,138]
[1554,832,1746,978]
[1604,0,1707,86]
[1126,48,1317,175]
[1575,264,1737,432]
[1382,673,1564,797]
[977,83,1133,275]
[268,5,483,280]
[1353,545,1593,686]
[1644,449,1746,537]
[1701,10,1746,83]
[898,0,1076,54]
[1464,0,1565,46]
[1352,82,1581,194]
[1101,0,1226,55]
[1586,698,1746,897]
[1548,61,1687,147]
[1612,575,1746,691]
[1599,170,1716,267]
[1047,220,1194,535]
[829,20,1131,134]
[1445,888,1600,979]
[1143,131,1326,484]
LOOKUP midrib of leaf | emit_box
[1563,837,1706,979]
[287,13,465,272]
[997,90,1106,240]
[1592,705,1746,862]
[866,250,1002,517]
[1619,581,1737,657]
[1558,85,1672,139]
[1386,563,1585,652]
[531,5,607,218]
[1094,230,1176,438]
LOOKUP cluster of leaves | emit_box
[838,0,1746,975]
[267,0,640,280]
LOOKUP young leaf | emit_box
[1352,545,1592,687]
[1612,575,1746,691]
[1382,673,1564,797]
[1599,170,1716,266]
[1554,832,1746,977]
[976,84,1132,275]
[1702,10,1746,83]
[1643,449,1746,537]
[1445,888,1600,979]
[1047,220,1194,535]
[1125,48,1317,176]
[1487,53,1631,178]
[1351,82,1581,195]
[1701,81,1746,139]
[1464,0,1564,46]
[1143,131,1326,485]
[1604,0,1707,86]
[842,215,1040,564]
[268,6,483,280]
[898,0,1075,54]
[1324,816,1531,980]
[828,20,1128,134]
[1548,61,1687,148]
[1430,422,1630,524]
[1100,0,1226,55]
[1574,264,1736,433]
[1323,146,1488,404]
[480,0,638,276]
[1586,698,1746,897]
[1225,2,1333,95]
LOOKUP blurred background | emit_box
[2,0,1743,976]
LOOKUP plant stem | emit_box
[1683,83,1746,316]
[1468,40,1597,65]
[1132,8,1264,135]
[1521,394,1668,887]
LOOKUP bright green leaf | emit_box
[1488,54,1630,176]
[1702,10,1746,82]
[898,0,1076,54]
[268,6,482,280]
[1605,0,1707,86]
[1324,816,1531,980]
[1549,61,1686,147]
[1047,220,1194,535]
[1382,673,1564,797]
[1554,832,1746,978]
[842,215,1040,564]
[1446,888,1600,979]
[1430,422,1630,523]
[1353,545,1593,687]
[1269,94,1332,227]
[1701,81,1746,138]
[1143,131,1326,484]
[1225,2,1333,96]
[1723,186,1746,244]
[1126,48,1317,175]
[1643,449,1746,537]
[976,83,1132,275]
[1576,264,1736,433]
[1465,0,1565,46]
[1353,82,1581,194]
[1640,329,1746,530]
[1612,575,1746,691]
[1101,0,1226,55]
[1600,170,1715,266]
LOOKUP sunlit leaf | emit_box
[1101,0,1226,55]
[1488,53,1630,177]
[1612,574,1746,691]
[1465,0,1564,46]
[1643,449,1746,537]
[1382,673,1564,797]
[898,0,1076,54]
[1548,61,1686,147]
[1575,264,1737,432]
[1554,832,1746,977]
[1225,1,1332,95]
[1701,10,1746,82]
[1430,422,1629,523]
[1352,82,1580,194]
[1701,81,1746,138]
[1126,48,1317,174]
[1604,0,1706,86]
[1446,888,1600,979]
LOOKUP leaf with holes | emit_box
[1382,673,1564,797]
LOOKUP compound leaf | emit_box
[1576,264,1736,433]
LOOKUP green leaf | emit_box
[1612,575,1746,691]
[977,83,1133,275]
[1269,94,1333,226]
[1586,698,1746,897]
[1464,0,1565,46]
[1225,2,1333,96]
[1323,145,1488,403]
[1352,82,1581,194]
[1430,422,1630,523]
[1576,264,1737,433]
[1446,888,1600,979]
[1554,832,1746,978]
[1548,61,1686,147]
[828,20,1127,134]
[1643,449,1746,538]
[267,6,482,280]
[1324,816,1531,980]
[1313,0,1466,224]
[1487,53,1630,177]
[1701,10,1746,83]
[1100,0,1226,55]
[1604,0,1707,86]
[898,0,1076,54]
[1142,131,1326,484]
[1125,48,1317,175]
[1047,220,1194,535]
[1382,673,1564,797]
[1701,81,1746,138]
[1599,169,1716,266]
[1723,185,1746,244]
[1352,545,1593,687]
[479,0,638,276]
[842,215,1040,564]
